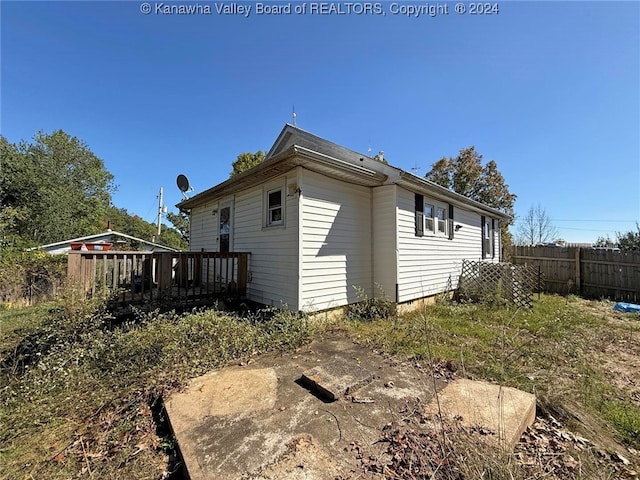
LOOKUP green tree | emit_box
[105,206,187,251]
[616,223,640,251]
[426,157,452,187]
[594,235,616,248]
[230,151,265,177]
[425,146,516,248]
[166,211,189,244]
[1,131,115,244]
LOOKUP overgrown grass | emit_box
[2,292,638,478]
[0,296,313,479]
[344,294,640,451]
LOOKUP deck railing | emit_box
[67,251,250,304]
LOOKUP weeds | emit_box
[345,284,396,322]
[0,248,66,307]
[0,299,312,479]
[344,294,640,455]
[2,293,638,478]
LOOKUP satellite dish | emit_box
[177,174,190,192]
[176,174,193,198]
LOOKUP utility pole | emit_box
[157,187,163,237]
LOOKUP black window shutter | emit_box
[415,194,424,237]
[448,204,454,240]
[481,215,486,258]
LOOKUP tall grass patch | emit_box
[0,299,313,479]
[344,294,640,452]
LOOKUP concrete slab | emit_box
[166,368,278,424]
[300,358,375,401]
[164,334,537,479]
[427,378,536,449]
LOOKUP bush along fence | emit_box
[510,246,640,302]
[0,251,66,307]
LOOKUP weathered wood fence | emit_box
[67,251,250,305]
[510,246,640,302]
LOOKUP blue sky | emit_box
[2,1,638,243]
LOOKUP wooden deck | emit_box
[67,251,250,306]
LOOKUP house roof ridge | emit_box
[276,123,373,160]
[178,124,511,220]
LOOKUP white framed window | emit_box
[266,187,283,227]
[424,203,434,233]
[415,194,453,239]
[481,216,493,258]
[436,206,447,235]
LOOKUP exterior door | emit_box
[218,202,232,252]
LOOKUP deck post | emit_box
[67,252,82,285]
[157,253,173,296]
[237,253,248,296]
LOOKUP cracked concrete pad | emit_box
[164,335,538,479]
[166,368,277,425]
[252,434,349,480]
[427,378,536,449]
[300,358,375,401]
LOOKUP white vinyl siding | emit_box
[300,170,372,311]
[190,174,299,309]
[189,200,218,252]
[396,187,495,303]
[189,170,504,312]
[234,175,299,309]
[372,185,397,301]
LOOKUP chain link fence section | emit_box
[458,260,542,309]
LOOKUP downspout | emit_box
[370,187,375,298]
[297,167,304,312]
[394,186,400,304]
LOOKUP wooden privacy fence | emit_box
[510,246,640,302]
[67,251,250,305]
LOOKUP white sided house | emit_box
[178,125,509,312]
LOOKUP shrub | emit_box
[0,247,66,306]
[346,285,396,321]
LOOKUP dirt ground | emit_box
[584,301,640,404]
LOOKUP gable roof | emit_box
[35,230,180,252]
[267,124,373,166]
[178,124,510,220]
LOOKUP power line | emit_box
[511,218,637,224]
[548,219,638,223]
[554,226,626,232]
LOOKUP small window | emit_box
[424,204,434,233]
[436,207,447,235]
[267,188,283,227]
[482,216,493,258]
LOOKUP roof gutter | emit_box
[177,145,388,210]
